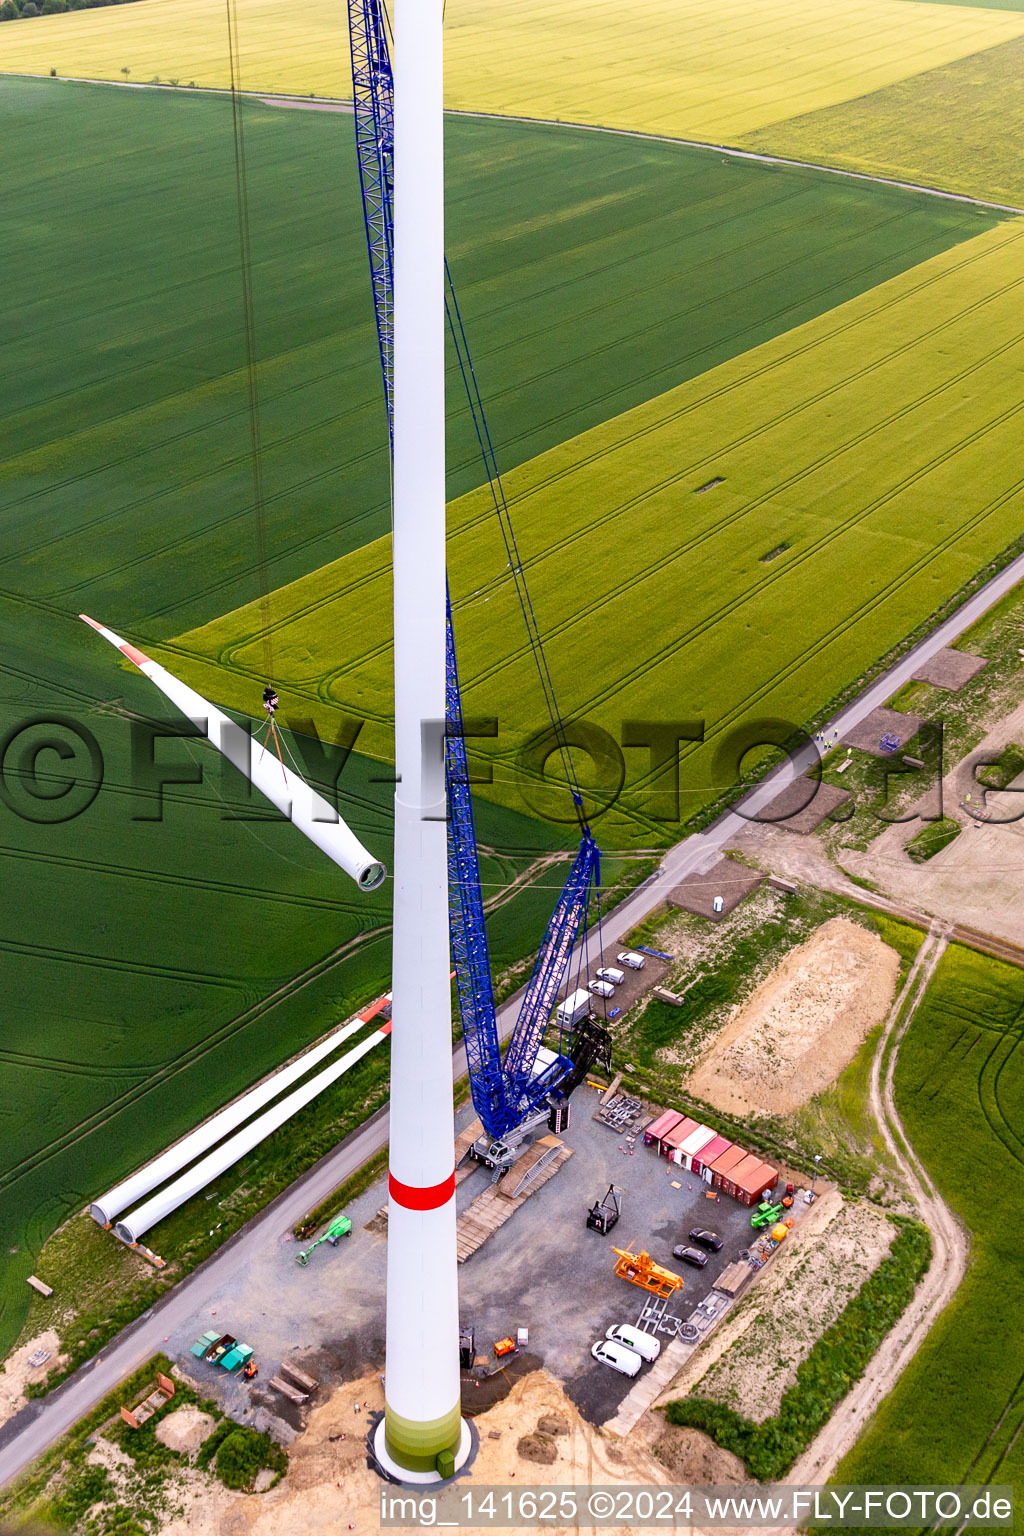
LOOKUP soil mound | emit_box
[687,917,899,1115]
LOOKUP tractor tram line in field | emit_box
[291,213,1024,652]
[0,924,390,1199]
[47,191,937,627]
[237,242,1024,817]
[2,91,1007,605]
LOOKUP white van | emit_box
[617,951,646,970]
[605,1324,661,1362]
[591,1339,643,1376]
[596,966,625,986]
[589,979,615,999]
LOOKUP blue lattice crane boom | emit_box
[347,0,609,1143]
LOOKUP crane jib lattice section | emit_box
[348,0,601,1140]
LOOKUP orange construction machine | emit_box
[612,1245,684,1299]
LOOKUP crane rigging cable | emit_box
[443,266,585,824]
[372,0,584,826]
[224,0,274,691]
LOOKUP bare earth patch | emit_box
[688,1198,895,1422]
[157,1366,716,1536]
[0,1330,66,1429]
[686,917,900,1115]
[156,1406,217,1455]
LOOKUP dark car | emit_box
[672,1245,708,1268]
[689,1228,724,1252]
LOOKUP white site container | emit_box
[555,988,592,1028]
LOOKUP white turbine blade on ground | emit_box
[80,614,386,891]
[114,1017,392,1245]
[91,994,390,1227]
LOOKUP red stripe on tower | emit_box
[389,1170,454,1210]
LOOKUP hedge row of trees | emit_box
[0,0,140,19]
[664,1218,932,1481]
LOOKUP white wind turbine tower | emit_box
[82,0,468,1485]
[371,0,470,1482]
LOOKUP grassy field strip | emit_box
[741,32,1024,211]
[199,207,1024,692]
[167,219,1024,841]
[0,184,958,615]
[443,0,1024,142]
[3,0,1024,141]
[837,945,1024,1496]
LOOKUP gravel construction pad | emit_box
[666,856,764,918]
[755,776,853,833]
[841,705,925,757]
[162,1091,764,1433]
[582,949,670,1026]
[911,646,989,691]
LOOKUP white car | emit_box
[591,1339,643,1377]
[605,1323,661,1362]
[589,979,615,999]
[596,966,625,986]
[617,951,646,970]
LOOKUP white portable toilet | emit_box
[713,895,724,914]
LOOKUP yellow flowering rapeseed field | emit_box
[168,218,1024,841]
[3,0,1024,145]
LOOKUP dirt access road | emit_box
[750,921,966,1533]
[2,549,1021,1487]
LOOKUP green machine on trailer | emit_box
[296,1213,352,1266]
[750,1200,784,1230]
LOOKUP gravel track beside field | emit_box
[7,75,1024,217]
[749,921,967,1533]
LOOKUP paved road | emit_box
[2,547,1023,1486]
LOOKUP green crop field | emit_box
[3,74,997,1359]
[170,217,1024,845]
[837,943,1024,1500]
[742,34,1024,211]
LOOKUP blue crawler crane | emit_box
[347,0,612,1169]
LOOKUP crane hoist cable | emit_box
[224,0,275,695]
[444,266,585,827]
